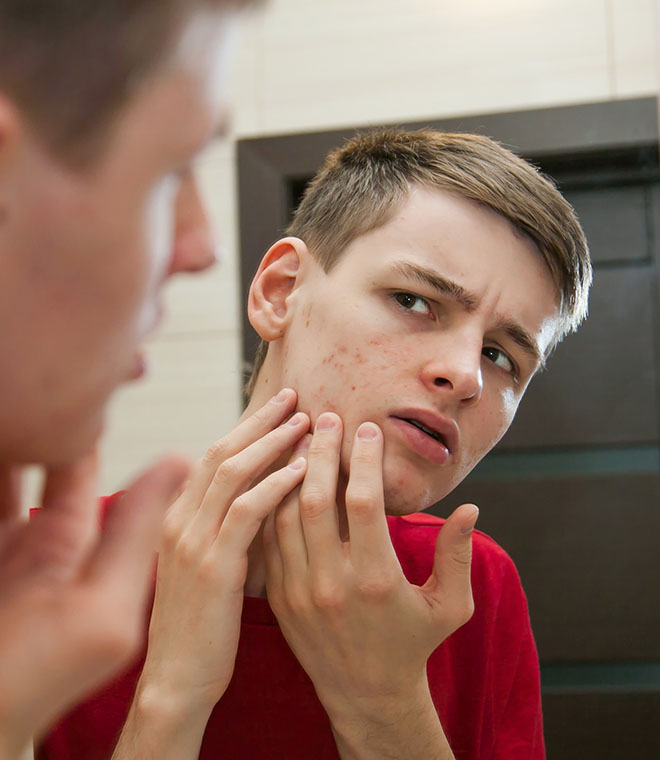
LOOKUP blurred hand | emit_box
[112,389,310,760]
[0,450,189,759]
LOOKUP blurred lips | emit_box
[389,409,458,465]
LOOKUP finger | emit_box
[290,433,312,461]
[40,450,101,563]
[425,503,479,620]
[273,486,308,585]
[263,512,283,591]
[344,422,393,569]
[175,388,298,519]
[298,412,344,569]
[212,458,308,592]
[190,411,309,539]
[85,455,190,618]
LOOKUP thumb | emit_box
[425,503,478,627]
[86,455,190,603]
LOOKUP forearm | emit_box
[328,678,454,760]
[111,678,214,760]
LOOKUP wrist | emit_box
[327,677,451,760]
[132,676,216,735]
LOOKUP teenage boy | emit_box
[39,129,591,760]
[0,2,302,758]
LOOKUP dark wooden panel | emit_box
[543,692,660,760]
[437,474,660,661]
[562,186,650,263]
[501,266,659,449]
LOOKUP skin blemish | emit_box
[351,386,356,391]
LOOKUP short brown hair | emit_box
[0,0,250,166]
[246,128,591,397]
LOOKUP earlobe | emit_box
[248,237,308,341]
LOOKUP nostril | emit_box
[434,377,449,387]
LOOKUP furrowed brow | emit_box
[391,261,479,311]
[498,318,545,369]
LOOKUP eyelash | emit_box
[391,291,519,379]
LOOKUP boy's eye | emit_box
[394,292,431,315]
[482,346,514,374]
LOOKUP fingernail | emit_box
[460,505,480,535]
[274,388,293,403]
[286,412,305,426]
[316,413,338,431]
[357,422,379,440]
[288,457,306,471]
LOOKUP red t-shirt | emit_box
[37,498,544,760]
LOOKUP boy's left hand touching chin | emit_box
[263,412,479,760]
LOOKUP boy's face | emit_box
[280,186,560,513]
[0,10,237,465]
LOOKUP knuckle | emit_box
[202,437,230,465]
[298,488,327,521]
[450,550,473,570]
[196,554,223,585]
[346,488,376,521]
[174,533,200,566]
[274,506,297,534]
[227,495,258,525]
[311,580,345,611]
[214,457,242,485]
[161,512,183,548]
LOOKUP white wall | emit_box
[100,0,659,494]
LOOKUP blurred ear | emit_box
[248,237,310,340]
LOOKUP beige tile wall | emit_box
[100,0,659,494]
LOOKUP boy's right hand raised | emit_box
[112,389,309,760]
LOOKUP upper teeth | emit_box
[407,419,443,443]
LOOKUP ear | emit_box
[248,237,310,341]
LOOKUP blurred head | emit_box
[247,129,591,513]
[0,0,251,465]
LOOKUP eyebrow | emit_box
[389,260,544,368]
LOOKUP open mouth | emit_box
[401,418,447,446]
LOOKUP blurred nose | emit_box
[168,169,217,276]
[421,340,483,406]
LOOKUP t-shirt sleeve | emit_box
[489,550,545,760]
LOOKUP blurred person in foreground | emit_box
[0,2,314,758]
[40,130,592,760]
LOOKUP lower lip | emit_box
[389,417,451,465]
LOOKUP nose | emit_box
[168,169,217,276]
[421,344,483,406]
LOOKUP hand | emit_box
[263,413,478,730]
[0,450,188,758]
[133,389,310,722]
